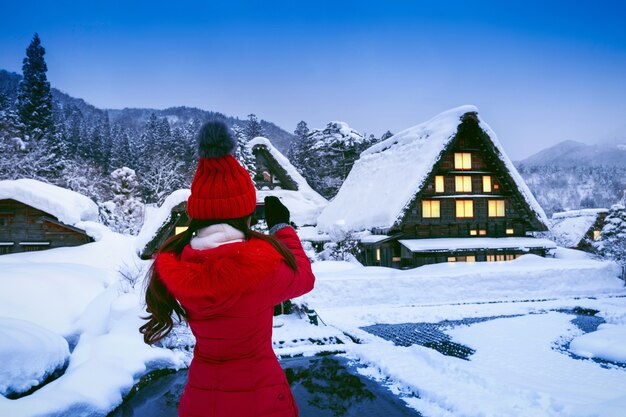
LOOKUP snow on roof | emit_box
[0,179,98,226]
[552,208,608,220]
[135,189,190,254]
[399,237,557,253]
[317,105,549,233]
[551,209,607,248]
[248,137,328,226]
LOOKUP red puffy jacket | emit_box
[155,226,315,417]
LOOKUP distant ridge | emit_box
[517,139,626,168]
[0,69,294,153]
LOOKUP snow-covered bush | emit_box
[99,167,144,235]
[593,204,626,268]
[319,231,362,264]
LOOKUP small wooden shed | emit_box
[0,179,97,255]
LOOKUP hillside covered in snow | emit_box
[515,140,626,216]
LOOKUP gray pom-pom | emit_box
[197,121,237,158]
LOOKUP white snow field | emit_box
[0,318,69,397]
[1,219,625,416]
[297,257,626,417]
[0,226,187,417]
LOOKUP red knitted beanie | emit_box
[187,122,256,220]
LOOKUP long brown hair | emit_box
[140,217,298,345]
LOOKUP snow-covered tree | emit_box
[244,114,263,141]
[381,130,394,141]
[100,167,144,235]
[293,121,370,199]
[593,204,626,267]
[232,123,256,181]
[288,120,310,172]
[17,33,53,141]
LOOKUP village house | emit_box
[137,137,328,259]
[0,179,98,255]
[551,208,609,252]
[317,105,556,268]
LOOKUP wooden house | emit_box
[551,208,608,252]
[0,179,97,255]
[138,139,328,259]
[317,105,555,268]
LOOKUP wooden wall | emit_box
[397,114,543,239]
[0,199,92,255]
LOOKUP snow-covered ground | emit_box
[1,224,625,417]
[295,255,626,417]
[0,226,187,417]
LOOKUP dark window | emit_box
[0,218,6,226]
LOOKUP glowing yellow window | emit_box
[175,226,189,235]
[375,248,381,262]
[455,176,472,192]
[447,257,456,262]
[455,200,474,218]
[469,230,478,236]
[506,228,514,235]
[483,176,492,192]
[496,255,505,261]
[479,229,487,236]
[487,255,495,262]
[435,176,444,193]
[454,153,472,170]
[506,254,515,261]
[593,230,601,241]
[466,256,476,262]
[488,200,506,217]
[422,200,441,218]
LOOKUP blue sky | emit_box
[1,0,625,159]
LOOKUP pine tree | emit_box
[232,123,256,181]
[17,33,53,141]
[288,120,311,173]
[244,114,263,141]
[381,130,394,141]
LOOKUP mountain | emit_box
[518,140,626,168]
[514,140,626,217]
[0,69,294,154]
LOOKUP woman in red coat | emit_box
[140,121,315,417]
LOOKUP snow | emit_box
[296,226,330,242]
[0,318,69,397]
[349,312,626,417]
[309,121,366,150]
[553,208,609,220]
[551,208,608,248]
[135,188,190,255]
[299,258,626,417]
[0,226,187,417]
[399,237,556,252]
[0,263,108,335]
[317,105,549,233]
[570,323,626,363]
[360,234,392,244]
[301,256,625,314]
[0,178,98,226]
[3,179,625,416]
[248,137,328,226]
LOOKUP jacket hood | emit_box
[155,238,284,315]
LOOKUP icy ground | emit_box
[0,228,625,417]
